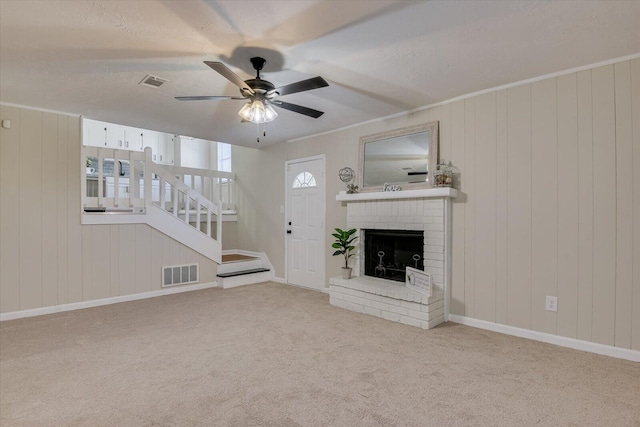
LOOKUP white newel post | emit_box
[217,200,223,242]
[97,148,104,207]
[144,147,152,208]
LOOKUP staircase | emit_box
[81,146,230,264]
[217,251,273,288]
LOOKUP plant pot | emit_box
[341,267,352,280]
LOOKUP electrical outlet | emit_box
[546,296,558,312]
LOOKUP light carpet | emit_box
[1,282,639,426]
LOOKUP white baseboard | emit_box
[273,277,286,284]
[448,314,640,363]
[0,281,219,322]
[279,280,329,294]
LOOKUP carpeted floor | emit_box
[1,282,639,426]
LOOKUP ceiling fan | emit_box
[175,57,329,125]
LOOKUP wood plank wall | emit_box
[443,59,639,349]
[0,106,218,313]
[284,57,640,351]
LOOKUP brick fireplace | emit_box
[330,188,457,329]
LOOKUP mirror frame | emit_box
[357,121,439,192]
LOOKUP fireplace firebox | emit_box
[363,229,424,283]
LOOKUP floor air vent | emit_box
[162,264,198,287]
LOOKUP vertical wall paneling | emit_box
[162,234,172,272]
[591,65,617,346]
[631,58,640,351]
[440,103,452,161]
[42,113,59,307]
[614,62,633,349]
[109,225,120,297]
[67,117,83,303]
[57,116,69,304]
[92,226,111,300]
[495,89,509,325]
[464,98,476,318]
[135,224,152,293]
[0,106,21,312]
[577,70,594,341]
[474,92,497,322]
[151,228,163,289]
[556,73,579,339]
[450,100,466,315]
[0,106,220,315]
[506,84,533,329]
[19,109,43,310]
[118,224,137,296]
[531,78,559,334]
[81,227,93,301]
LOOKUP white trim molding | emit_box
[448,315,640,363]
[336,187,457,202]
[288,52,640,143]
[0,281,219,322]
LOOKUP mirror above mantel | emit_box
[358,121,439,192]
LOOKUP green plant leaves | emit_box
[332,227,358,268]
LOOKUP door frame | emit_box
[284,155,326,290]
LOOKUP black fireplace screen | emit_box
[363,229,424,283]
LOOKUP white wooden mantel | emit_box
[335,187,457,202]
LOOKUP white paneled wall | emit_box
[237,57,640,351]
[446,60,639,349]
[0,106,218,314]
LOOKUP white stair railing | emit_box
[166,165,235,212]
[149,162,223,241]
[82,146,230,247]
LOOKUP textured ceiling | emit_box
[1,0,639,148]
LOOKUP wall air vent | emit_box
[139,74,168,88]
[162,264,198,288]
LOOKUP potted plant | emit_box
[332,227,358,279]
[86,157,96,175]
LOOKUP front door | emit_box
[286,157,325,291]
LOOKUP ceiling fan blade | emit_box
[271,100,324,118]
[175,96,245,101]
[204,61,255,95]
[270,76,328,97]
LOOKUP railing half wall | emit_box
[82,147,229,263]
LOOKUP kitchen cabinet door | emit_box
[83,119,108,147]
[105,123,126,149]
[123,128,143,151]
[157,133,175,164]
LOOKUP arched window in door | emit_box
[292,171,317,188]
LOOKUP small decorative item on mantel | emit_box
[332,228,358,279]
[338,167,359,194]
[433,159,454,187]
[383,183,402,192]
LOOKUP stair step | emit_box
[217,268,270,278]
[221,254,259,263]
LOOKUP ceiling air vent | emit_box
[139,74,168,88]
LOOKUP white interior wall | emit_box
[232,58,640,351]
[0,106,218,314]
[180,138,211,169]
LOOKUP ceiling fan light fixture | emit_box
[238,99,277,124]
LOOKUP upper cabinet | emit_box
[83,118,174,164]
